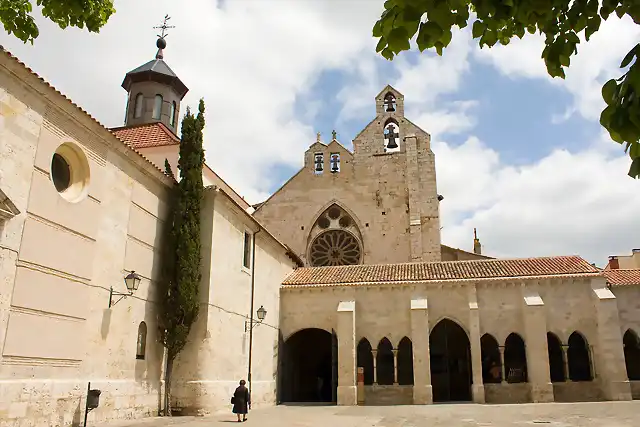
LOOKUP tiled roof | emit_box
[602,269,640,286]
[282,255,600,286]
[110,122,179,149]
[0,47,172,182]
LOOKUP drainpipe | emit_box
[247,228,261,395]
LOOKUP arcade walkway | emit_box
[97,401,640,426]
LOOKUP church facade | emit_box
[0,35,640,427]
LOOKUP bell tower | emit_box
[121,15,188,133]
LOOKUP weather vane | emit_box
[154,14,175,40]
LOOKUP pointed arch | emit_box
[397,337,414,385]
[376,337,395,385]
[429,318,472,402]
[623,329,640,381]
[568,331,592,381]
[383,118,400,152]
[547,332,565,382]
[306,202,364,267]
[480,333,501,383]
[357,338,374,385]
[504,333,527,383]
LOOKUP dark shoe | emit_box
[243,418,247,422]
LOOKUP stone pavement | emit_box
[96,401,640,427]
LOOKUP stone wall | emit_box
[171,190,296,415]
[0,50,173,427]
[254,86,441,266]
[280,275,632,405]
[363,385,413,405]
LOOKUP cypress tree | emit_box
[158,99,206,415]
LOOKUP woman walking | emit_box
[231,379,251,422]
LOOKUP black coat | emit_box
[232,385,250,414]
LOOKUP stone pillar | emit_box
[591,285,632,400]
[337,300,357,405]
[521,286,554,402]
[499,347,506,383]
[468,289,485,403]
[404,135,424,262]
[392,349,399,385]
[562,346,570,381]
[410,298,432,404]
[372,349,378,385]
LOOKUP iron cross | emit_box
[154,14,175,39]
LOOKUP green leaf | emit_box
[376,36,387,53]
[628,157,640,178]
[621,46,638,69]
[435,42,444,56]
[630,141,640,159]
[472,20,487,38]
[387,26,411,52]
[373,20,383,37]
[602,79,618,106]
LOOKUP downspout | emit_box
[247,228,261,395]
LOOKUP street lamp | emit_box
[245,305,267,332]
[109,271,142,308]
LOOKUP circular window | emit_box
[339,215,351,228]
[309,229,361,267]
[50,143,90,203]
[318,216,330,229]
[51,153,71,192]
[328,206,341,220]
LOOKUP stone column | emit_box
[356,367,365,405]
[468,289,485,403]
[499,346,506,383]
[410,297,432,404]
[392,349,399,385]
[562,346,570,381]
[371,349,378,385]
[337,300,357,405]
[591,284,632,400]
[521,286,554,402]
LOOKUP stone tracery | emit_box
[307,203,363,267]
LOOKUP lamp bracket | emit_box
[108,287,133,308]
[244,318,264,333]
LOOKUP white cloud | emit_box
[474,15,640,122]
[436,132,640,265]
[1,0,384,203]
[2,1,638,265]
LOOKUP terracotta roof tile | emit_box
[602,269,640,286]
[282,255,600,286]
[110,122,179,149]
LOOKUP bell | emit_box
[386,103,396,112]
[386,137,398,149]
[315,162,323,172]
[384,93,396,112]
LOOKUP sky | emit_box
[2,0,640,266]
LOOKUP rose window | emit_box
[309,229,361,267]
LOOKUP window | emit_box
[50,143,91,203]
[134,93,144,118]
[170,101,177,127]
[136,321,147,360]
[314,153,324,175]
[153,95,163,120]
[243,231,252,269]
[330,153,340,173]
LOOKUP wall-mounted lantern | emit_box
[108,271,142,308]
[245,305,267,332]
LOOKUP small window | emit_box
[314,153,324,175]
[136,321,147,360]
[170,101,177,127]
[330,153,340,173]
[243,231,252,269]
[134,93,144,118]
[153,95,163,120]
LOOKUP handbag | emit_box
[231,396,236,405]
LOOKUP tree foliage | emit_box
[157,99,206,415]
[373,0,640,177]
[0,0,115,43]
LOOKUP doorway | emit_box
[281,328,336,403]
[429,318,472,402]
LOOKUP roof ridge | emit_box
[294,254,585,270]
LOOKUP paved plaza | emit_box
[97,401,640,427]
